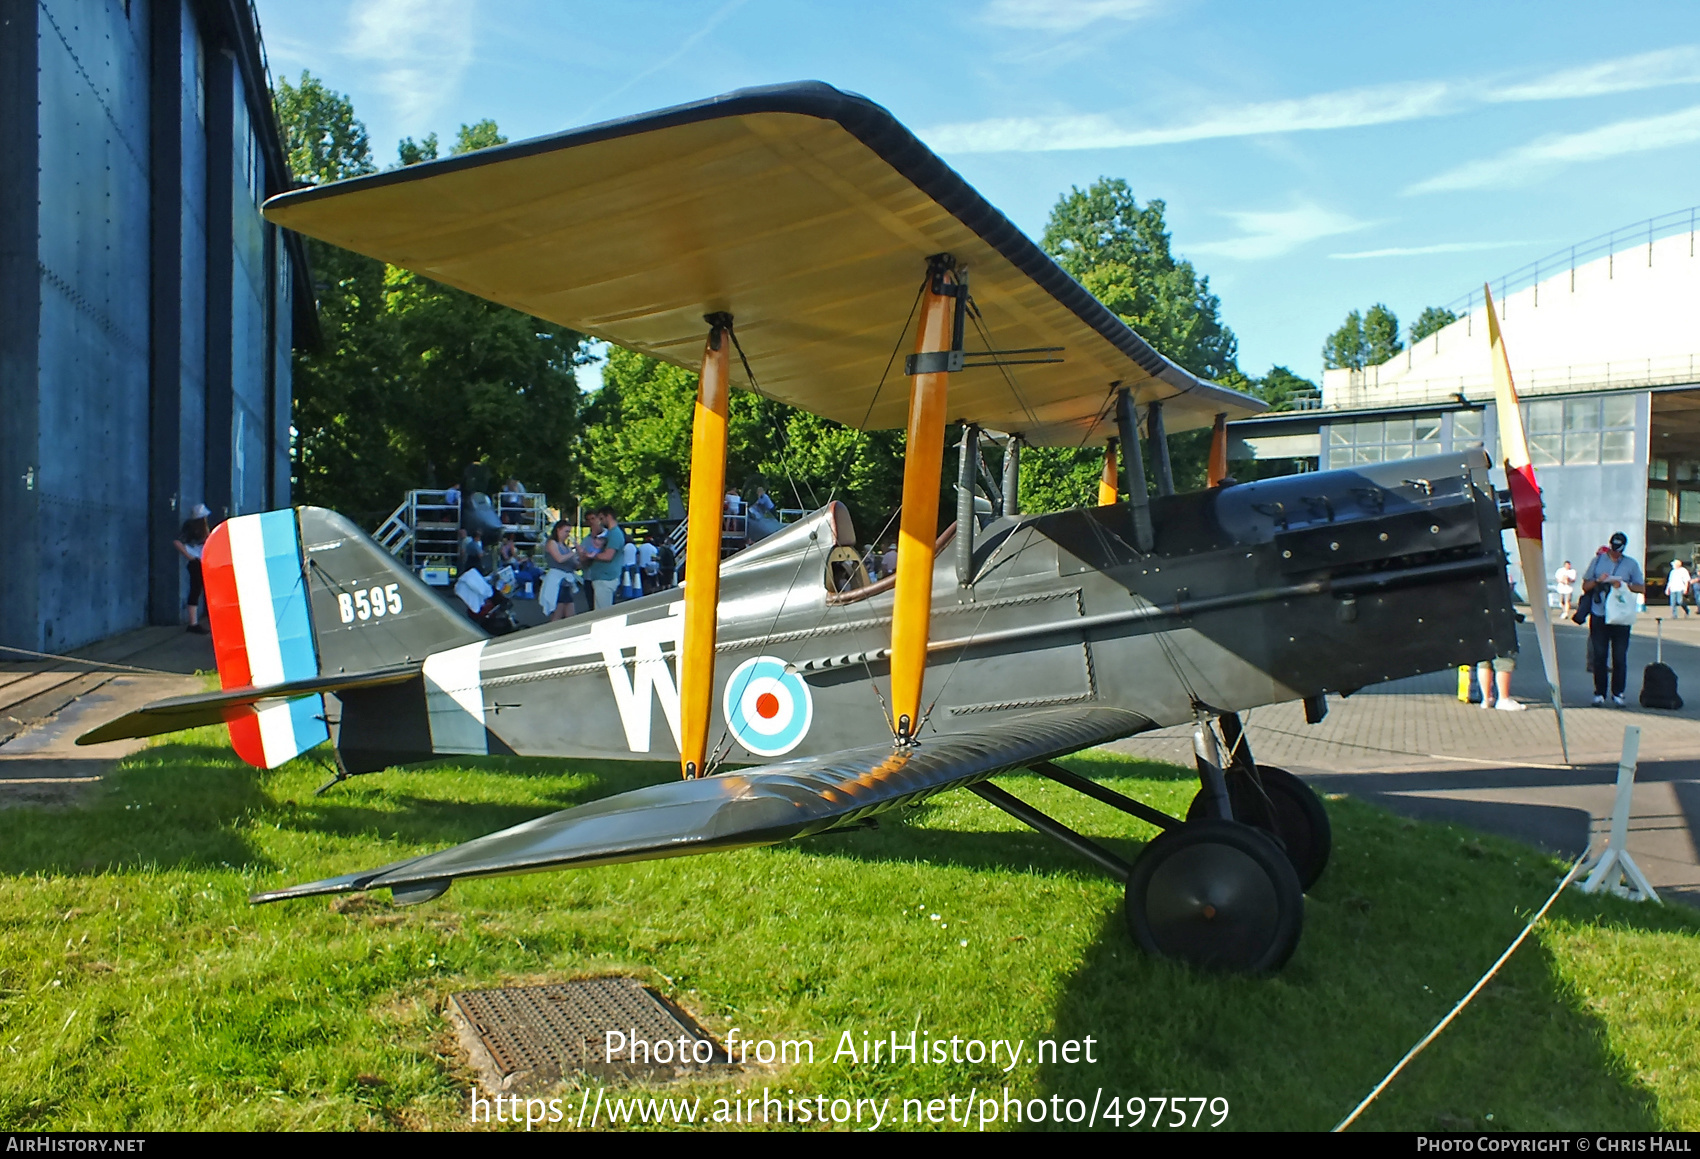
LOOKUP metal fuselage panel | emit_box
[334,452,1515,769]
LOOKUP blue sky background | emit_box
[254,0,1700,382]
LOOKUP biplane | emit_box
[81,82,1563,974]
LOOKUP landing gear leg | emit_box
[1187,713,1333,890]
[313,750,360,796]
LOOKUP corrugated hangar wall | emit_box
[0,0,312,654]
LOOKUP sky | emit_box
[253,0,1700,382]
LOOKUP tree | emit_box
[1409,305,1458,345]
[1323,303,1402,370]
[1019,177,1244,508]
[396,132,438,166]
[275,74,584,523]
[577,347,905,538]
[1042,179,1237,380]
[454,120,507,154]
[273,72,375,185]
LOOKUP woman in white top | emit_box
[1554,560,1578,618]
[540,520,579,622]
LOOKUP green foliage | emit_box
[276,73,583,524]
[273,72,375,186]
[578,348,905,537]
[1409,305,1459,345]
[395,132,438,167]
[453,120,507,154]
[1324,304,1404,370]
[1042,178,1238,380]
[1018,177,1253,509]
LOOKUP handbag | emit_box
[1605,583,1638,626]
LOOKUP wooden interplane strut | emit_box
[679,316,732,778]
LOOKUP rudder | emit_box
[203,510,331,768]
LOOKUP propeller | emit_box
[1483,284,1568,763]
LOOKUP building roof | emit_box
[1323,209,1700,412]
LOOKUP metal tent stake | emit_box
[1575,725,1661,903]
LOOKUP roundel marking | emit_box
[723,656,813,757]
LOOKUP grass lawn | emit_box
[1,730,1696,1131]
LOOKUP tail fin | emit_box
[203,507,483,769]
[203,510,332,768]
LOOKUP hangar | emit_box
[0,0,311,654]
[1230,207,1700,600]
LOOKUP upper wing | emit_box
[76,666,418,745]
[261,82,1262,447]
[251,705,1147,905]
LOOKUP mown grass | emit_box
[0,732,1696,1131]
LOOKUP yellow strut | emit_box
[1207,413,1229,486]
[888,269,957,742]
[678,315,732,778]
[1098,439,1119,506]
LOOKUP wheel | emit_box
[1187,765,1332,891]
[1125,819,1304,974]
[1254,766,1332,890]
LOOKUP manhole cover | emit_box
[446,978,726,1092]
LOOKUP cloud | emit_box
[1486,45,1700,102]
[1188,204,1371,261]
[1329,240,1539,260]
[925,81,1455,152]
[921,44,1700,154]
[1406,103,1700,193]
[573,0,747,124]
[347,0,476,126]
[981,0,1159,33]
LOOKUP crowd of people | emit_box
[452,503,676,629]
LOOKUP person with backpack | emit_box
[1581,531,1644,707]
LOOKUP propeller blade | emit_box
[1485,285,1568,763]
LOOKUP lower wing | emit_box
[252,705,1148,905]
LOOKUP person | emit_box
[580,506,626,610]
[174,503,212,634]
[499,478,524,524]
[1667,559,1691,618]
[656,539,677,590]
[1555,559,1577,619]
[621,531,640,598]
[750,485,776,519]
[458,528,484,575]
[539,520,579,621]
[1580,531,1645,707]
[1476,654,1524,711]
[880,542,898,578]
[636,534,660,594]
[496,532,520,569]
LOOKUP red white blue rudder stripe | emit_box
[203,510,330,768]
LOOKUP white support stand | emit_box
[1575,725,1661,903]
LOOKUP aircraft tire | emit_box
[1185,765,1331,891]
[1125,819,1304,975]
[1251,766,1331,890]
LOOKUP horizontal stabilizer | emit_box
[76,666,419,746]
[252,706,1146,905]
